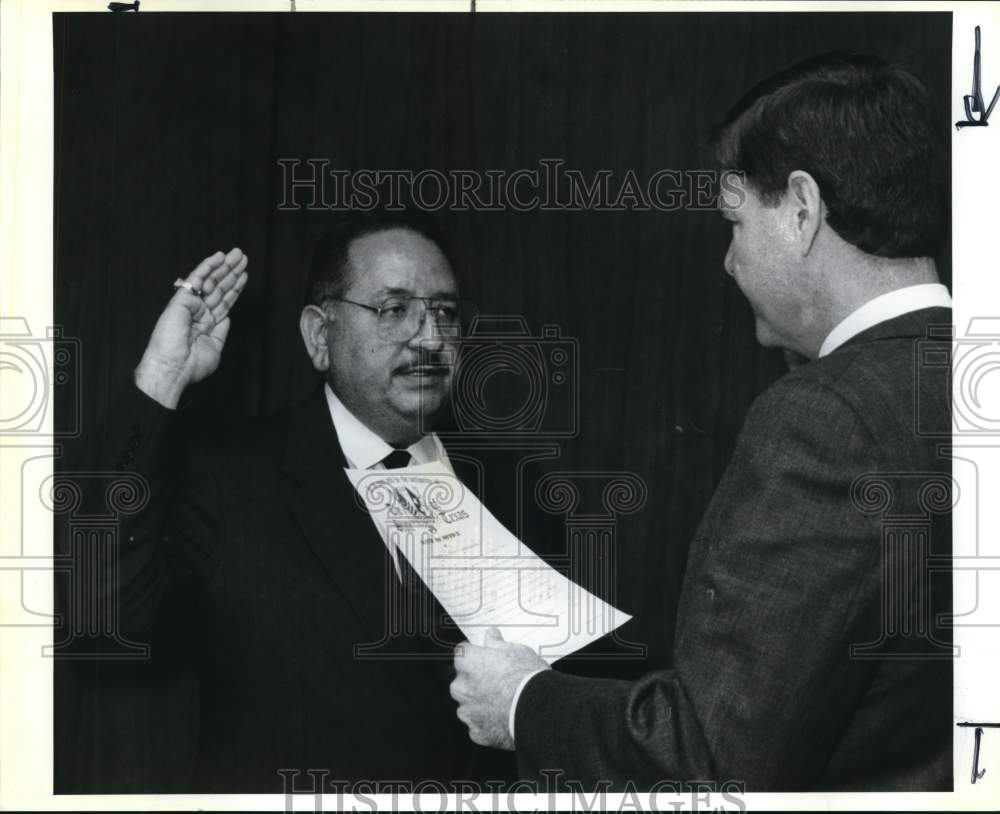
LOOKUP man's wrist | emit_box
[508,668,547,742]
[134,357,186,410]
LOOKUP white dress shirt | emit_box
[818,283,951,358]
[508,283,953,743]
[324,383,452,575]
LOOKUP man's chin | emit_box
[391,387,450,431]
[754,320,781,349]
[754,321,803,357]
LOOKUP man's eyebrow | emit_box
[373,286,460,299]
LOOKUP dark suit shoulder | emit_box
[747,309,949,465]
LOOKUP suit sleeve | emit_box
[95,384,222,638]
[514,373,886,790]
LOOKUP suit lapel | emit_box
[278,388,393,642]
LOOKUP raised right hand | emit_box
[135,248,249,409]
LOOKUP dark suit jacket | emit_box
[103,383,519,792]
[514,307,953,792]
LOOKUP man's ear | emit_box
[786,170,824,256]
[300,305,330,372]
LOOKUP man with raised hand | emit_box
[104,212,514,791]
[451,52,953,792]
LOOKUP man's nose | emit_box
[724,243,736,277]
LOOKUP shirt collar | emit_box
[323,383,445,470]
[818,283,952,358]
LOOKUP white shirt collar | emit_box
[323,383,447,470]
[818,283,952,358]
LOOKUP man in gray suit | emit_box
[451,52,953,791]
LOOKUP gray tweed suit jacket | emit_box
[514,306,953,792]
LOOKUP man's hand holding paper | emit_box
[450,628,548,751]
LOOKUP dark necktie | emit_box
[380,449,412,469]
[379,448,421,588]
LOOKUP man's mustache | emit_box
[395,351,454,374]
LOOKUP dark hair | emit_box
[712,51,947,258]
[304,210,455,306]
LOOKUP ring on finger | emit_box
[173,278,205,298]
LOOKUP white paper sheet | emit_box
[345,461,632,663]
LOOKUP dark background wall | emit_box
[53,11,951,792]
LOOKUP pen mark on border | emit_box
[957,721,1000,783]
[956,25,1000,129]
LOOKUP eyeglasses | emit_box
[324,295,477,342]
